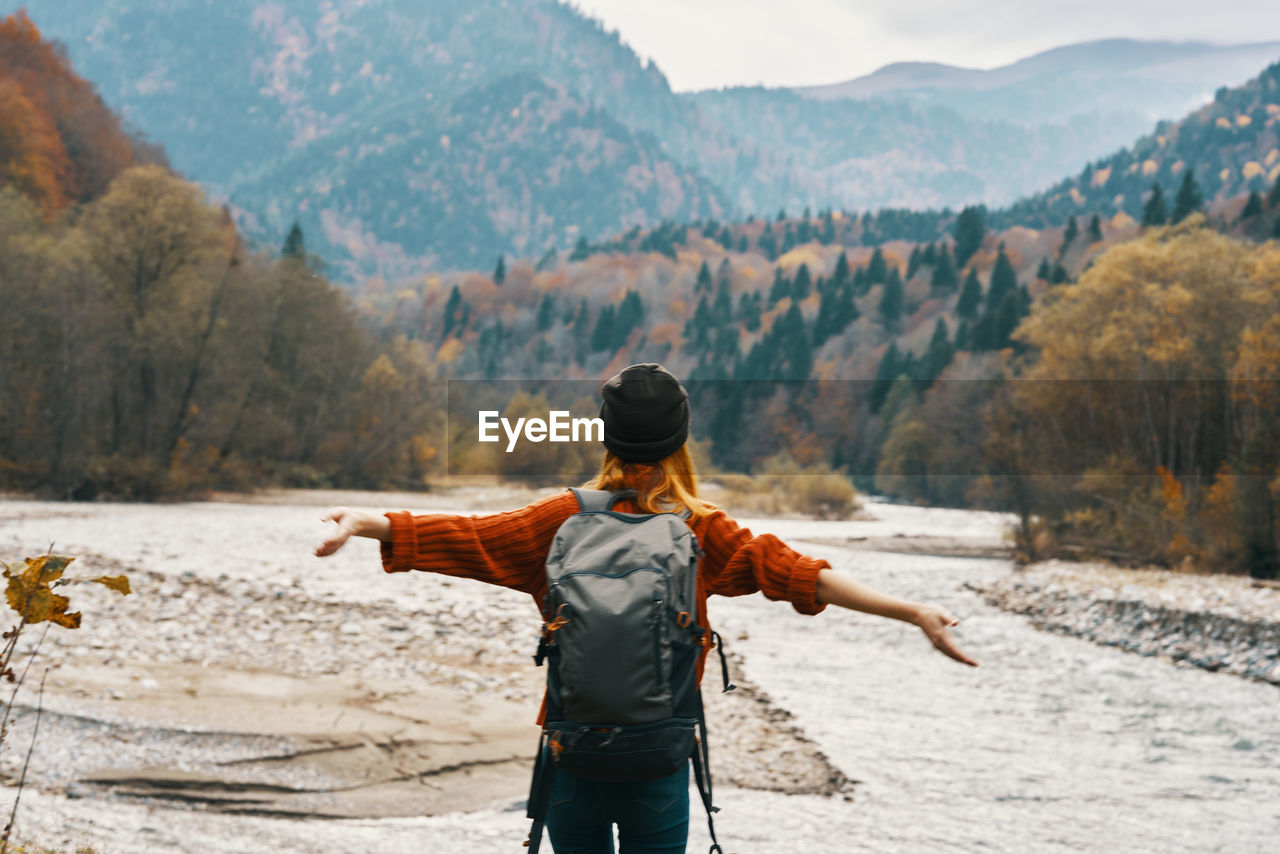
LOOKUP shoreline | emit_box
[970,560,1280,687]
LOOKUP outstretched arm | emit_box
[816,569,978,667]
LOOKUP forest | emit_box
[3,11,1280,578]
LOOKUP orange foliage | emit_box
[0,10,146,215]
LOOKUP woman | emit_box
[315,362,977,853]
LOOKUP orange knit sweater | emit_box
[379,489,830,723]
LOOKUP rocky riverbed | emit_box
[971,560,1280,686]
[2,493,1278,852]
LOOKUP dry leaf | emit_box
[88,575,131,596]
[3,555,81,628]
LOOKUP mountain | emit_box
[686,86,1130,213]
[16,0,732,273]
[794,39,1280,127]
[13,0,1280,275]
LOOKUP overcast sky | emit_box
[571,0,1280,91]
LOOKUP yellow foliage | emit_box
[1215,116,1233,129]
[1110,211,1136,229]
[777,245,823,270]
[1266,148,1279,166]
[1219,167,1231,183]
[1236,114,1251,127]
[1242,161,1264,180]
[1141,159,1159,176]
[1091,167,1111,187]
[1157,466,1186,520]
[435,337,464,364]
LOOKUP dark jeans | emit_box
[546,762,690,854]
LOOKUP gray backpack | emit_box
[525,488,734,854]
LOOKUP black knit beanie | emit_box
[599,363,689,462]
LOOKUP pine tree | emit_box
[986,246,1017,312]
[821,210,836,244]
[1270,174,1280,208]
[930,245,957,292]
[1142,183,1167,226]
[792,264,812,300]
[1241,191,1264,220]
[616,290,646,340]
[920,318,953,388]
[879,265,903,327]
[718,226,733,249]
[1059,216,1078,257]
[282,221,306,259]
[758,226,778,260]
[768,267,790,306]
[1036,257,1052,281]
[953,205,986,268]
[853,266,869,296]
[1172,170,1204,224]
[1050,261,1069,284]
[738,292,761,332]
[492,255,506,284]
[713,279,733,325]
[536,293,555,331]
[907,246,922,279]
[921,243,937,266]
[957,267,982,319]
[591,305,616,352]
[695,260,712,293]
[870,342,901,414]
[737,234,748,253]
[570,236,591,261]
[1273,217,1280,240]
[443,285,463,336]
[867,247,888,284]
[780,303,812,380]
[833,251,851,286]
[1088,214,1102,242]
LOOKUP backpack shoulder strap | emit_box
[569,487,636,513]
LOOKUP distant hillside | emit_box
[232,74,727,279]
[997,60,1280,229]
[795,39,1280,127]
[686,86,1127,212]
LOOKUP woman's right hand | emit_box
[315,506,387,557]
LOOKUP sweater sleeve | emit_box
[696,509,829,616]
[378,490,578,598]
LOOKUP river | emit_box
[1,494,1276,852]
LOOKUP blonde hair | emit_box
[583,443,716,518]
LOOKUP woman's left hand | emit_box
[914,604,979,667]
